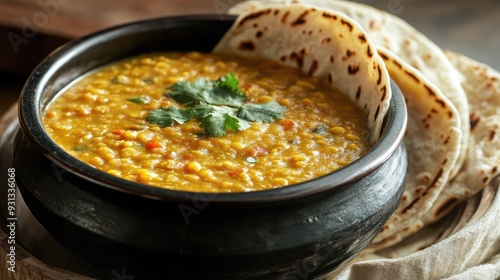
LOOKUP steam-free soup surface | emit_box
[43,52,370,192]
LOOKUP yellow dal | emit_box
[43,52,370,192]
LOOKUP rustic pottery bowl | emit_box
[14,15,407,279]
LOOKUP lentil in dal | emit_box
[43,52,370,192]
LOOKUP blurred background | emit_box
[1,0,499,116]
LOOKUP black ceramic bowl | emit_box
[14,15,407,279]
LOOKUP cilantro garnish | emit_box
[147,73,286,137]
[147,107,194,127]
[168,73,247,107]
[128,96,150,104]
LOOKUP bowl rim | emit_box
[18,14,407,204]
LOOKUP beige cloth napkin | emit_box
[329,184,500,280]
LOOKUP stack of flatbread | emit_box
[219,1,500,278]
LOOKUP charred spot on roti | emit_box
[435,99,446,108]
[289,50,305,69]
[255,31,263,38]
[447,111,453,118]
[358,34,366,43]
[348,64,360,74]
[393,60,403,69]
[489,130,496,141]
[419,174,431,184]
[415,186,426,194]
[431,108,438,114]
[321,37,331,44]
[435,197,459,218]
[443,136,450,145]
[374,105,380,121]
[328,73,332,84]
[376,65,382,85]
[356,86,362,100]
[239,9,272,27]
[308,30,313,35]
[281,11,290,23]
[442,158,448,165]
[342,49,356,60]
[469,113,480,130]
[308,60,319,76]
[381,224,390,232]
[493,166,498,173]
[379,52,388,61]
[253,23,258,28]
[402,197,420,214]
[340,19,353,32]
[423,168,444,197]
[367,45,373,58]
[329,54,334,63]
[483,177,489,184]
[401,193,408,202]
[291,10,309,26]
[423,84,436,96]
[280,55,287,62]
[404,70,420,84]
[381,85,387,101]
[321,12,337,20]
[273,9,279,16]
[238,40,256,51]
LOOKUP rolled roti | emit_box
[365,47,462,249]
[371,50,500,249]
[214,4,391,145]
[422,51,500,222]
[229,0,468,180]
[227,0,470,244]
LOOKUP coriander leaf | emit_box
[191,103,218,118]
[197,106,249,137]
[214,72,240,92]
[147,107,194,127]
[212,85,247,107]
[212,72,246,107]
[167,73,247,107]
[168,78,214,105]
[237,101,286,123]
[128,96,150,104]
[148,73,286,137]
[199,113,227,137]
[225,113,251,131]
